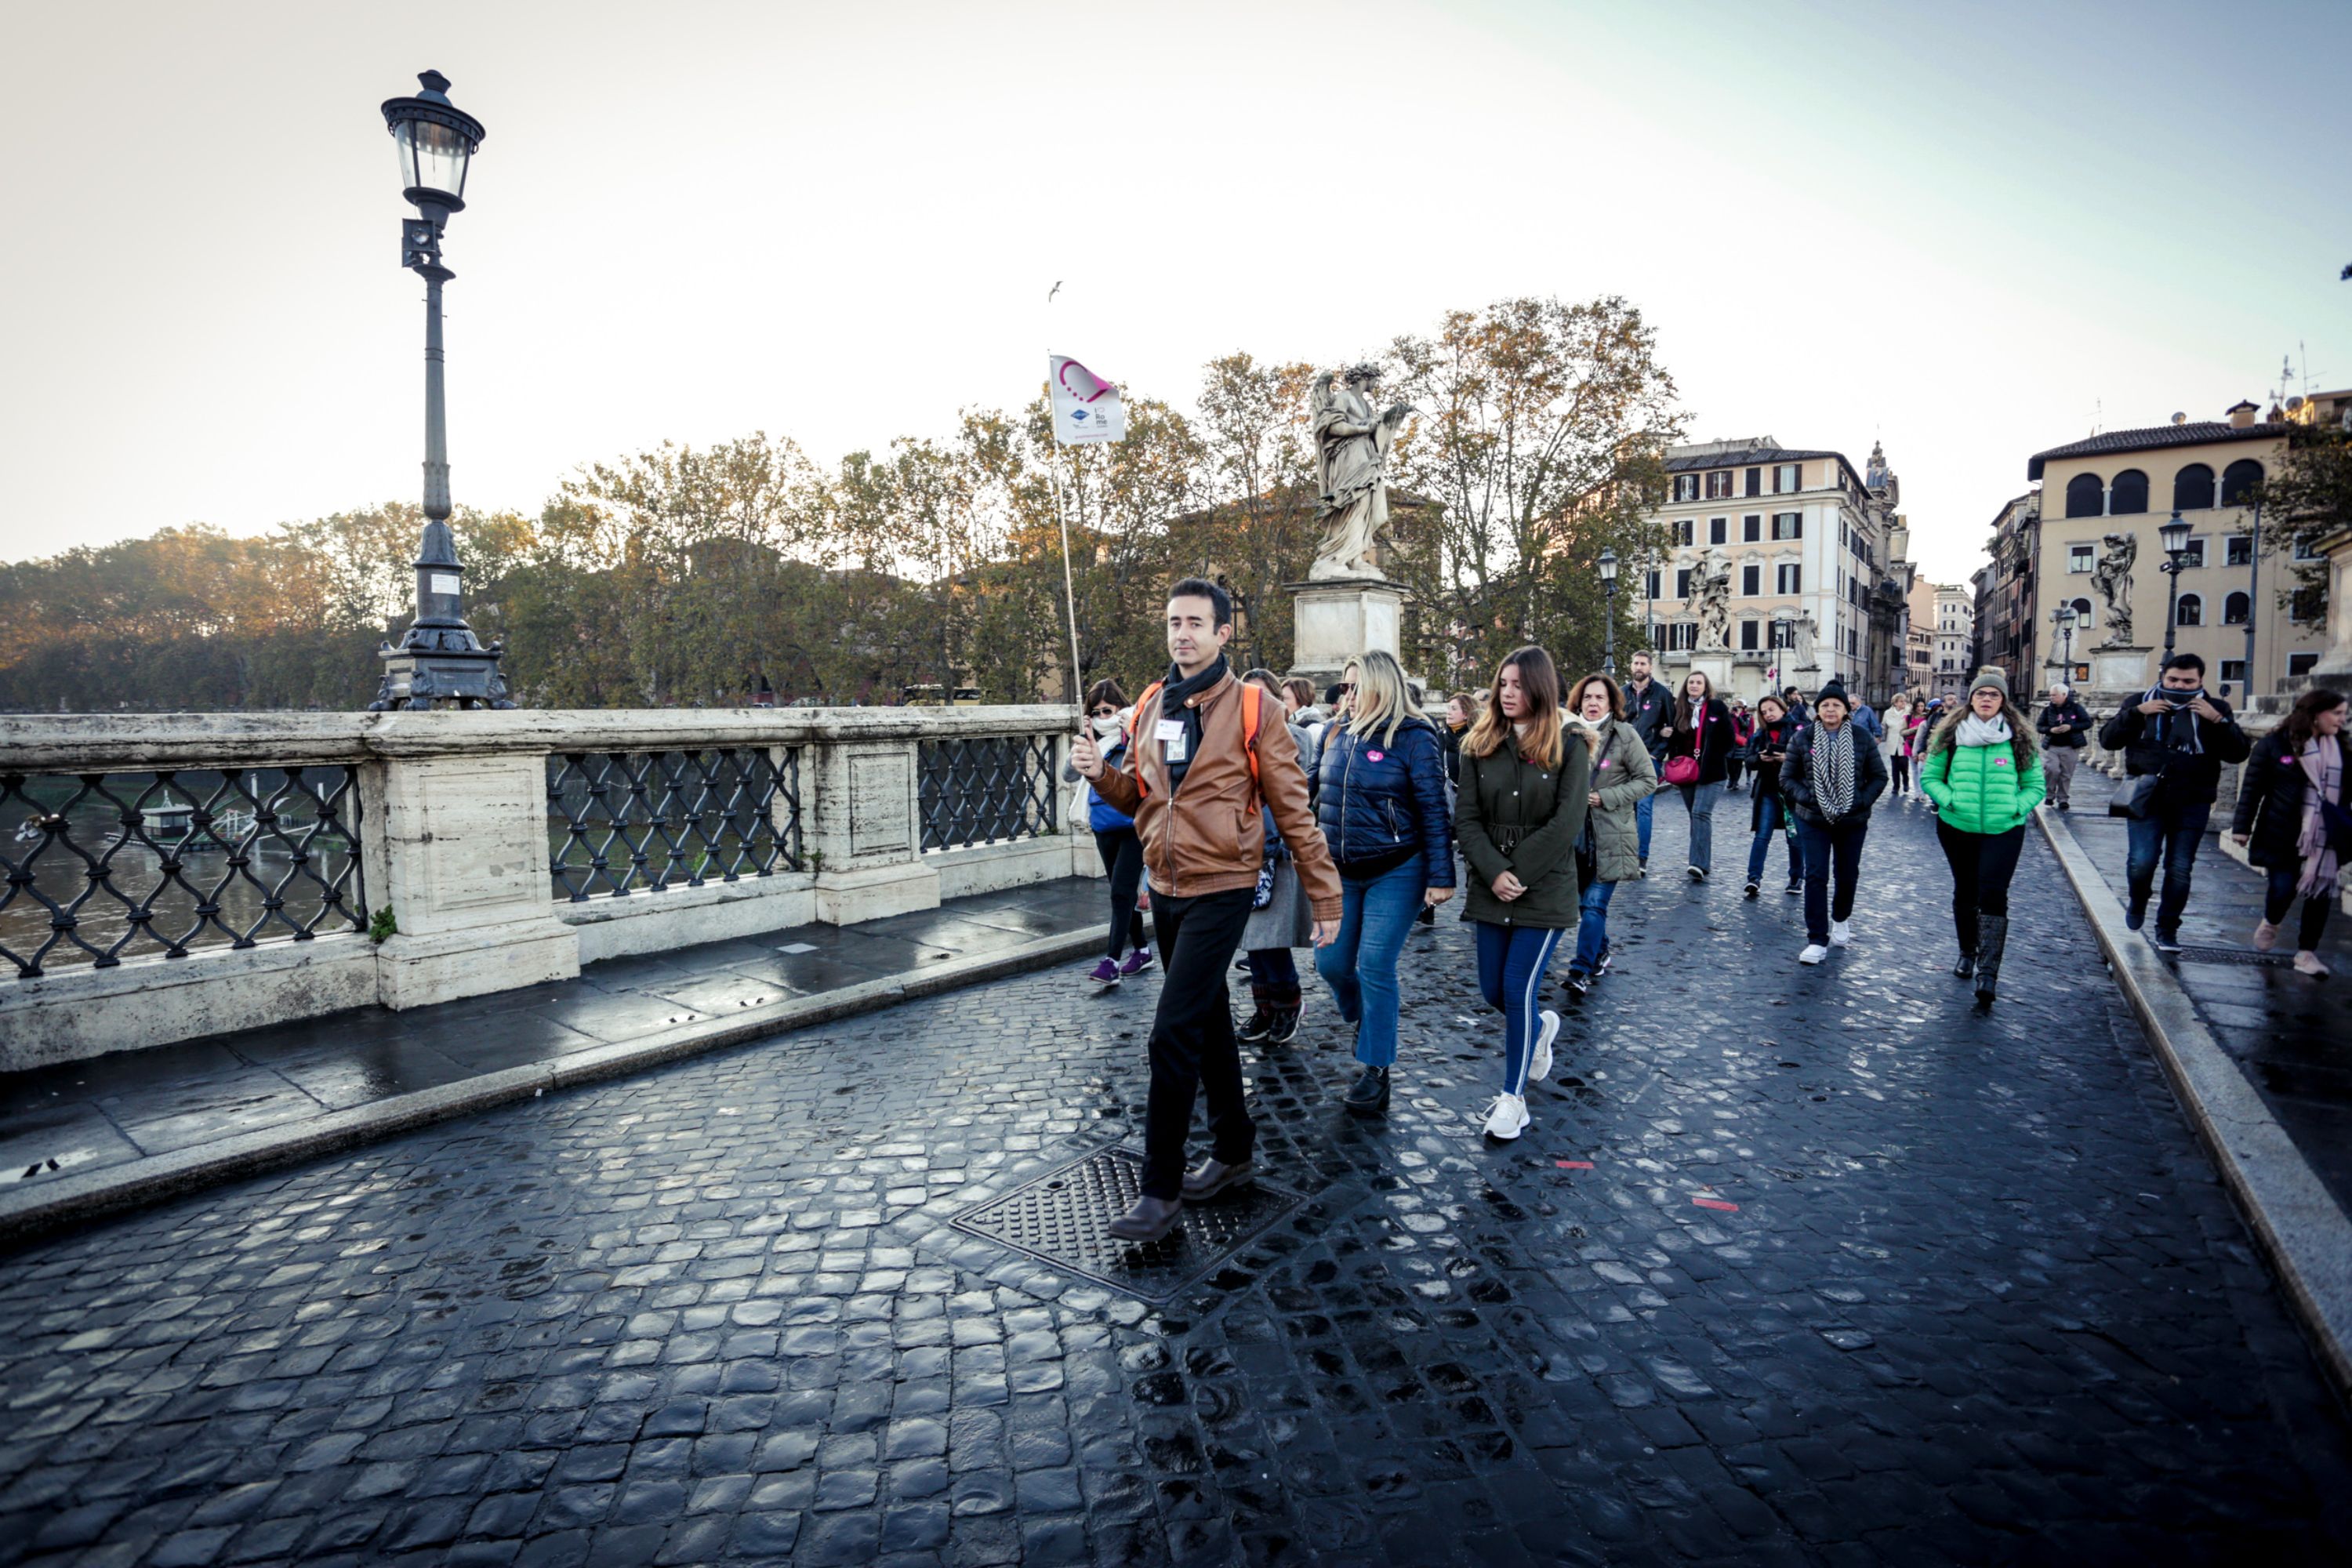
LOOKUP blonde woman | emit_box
[1311,650,1456,1114]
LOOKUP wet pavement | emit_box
[2,793,2347,1566]
[0,882,1106,1209]
[2054,770,2352,1218]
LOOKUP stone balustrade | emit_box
[0,706,1090,1069]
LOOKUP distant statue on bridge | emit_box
[1307,364,1415,581]
[2092,532,2137,648]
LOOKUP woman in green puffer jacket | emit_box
[1919,666,2047,1009]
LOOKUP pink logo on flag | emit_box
[1056,358,1116,404]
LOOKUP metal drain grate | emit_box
[949,1145,1304,1301]
[2171,945,2296,968]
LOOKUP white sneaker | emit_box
[1829,920,1853,947]
[1529,1010,1559,1083]
[1483,1093,1531,1140]
[1798,944,1829,965]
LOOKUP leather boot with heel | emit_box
[1973,914,2009,1010]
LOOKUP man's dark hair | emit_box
[1323,683,1345,705]
[2163,652,2206,676]
[1167,576,1232,630]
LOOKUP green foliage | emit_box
[2256,423,2352,620]
[368,906,397,944]
[1,301,1685,710]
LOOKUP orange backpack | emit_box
[1125,679,1261,800]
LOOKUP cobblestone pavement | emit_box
[3,793,2347,1566]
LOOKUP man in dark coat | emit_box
[2097,652,2251,953]
[2035,682,2094,812]
[1621,650,1675,866]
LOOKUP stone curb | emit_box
[0,925,1104,1253]
[2036,808,2352,1403]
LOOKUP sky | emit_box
[5,0,2347,591]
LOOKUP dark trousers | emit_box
[1794,815,1869,944]
[1892,754,1911,793]
[1246,948,1301,1007]
[2125,801,2212,935]
[2265,868,2336,952]
[1140,887,1256,1200]
[1094,828,1147,960]
[1726,754,1744,790]
[1936,819,2026,954]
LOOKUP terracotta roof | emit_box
[2026,421,2284,479]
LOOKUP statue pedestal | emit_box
[1288,578,1406,687]
[2087,646,2152,696]
[1690,648,1738,702]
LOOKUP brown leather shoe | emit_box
[1181,1158,1254,1202]
[1105,1195,1182,1243]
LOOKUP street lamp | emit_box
[1767,614,1791,691]
[1597,546,1620,674]
[369,71,511,711]
[2051,604,2076,681]
[2158,512,2192,664]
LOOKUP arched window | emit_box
[2221,459,2263,506]
[2070,597,2094,627]
[2064,474,2105,518]
[2108,469,2150,514]
[2223,591,2250,625]
[2176,593,2203,627]
[2173,463,2216,510]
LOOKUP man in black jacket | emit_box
[2097,653,2252,952]
[1622,651,1674,866]
[2035,682,2094,812]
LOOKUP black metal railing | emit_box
[919,735,1057,852]
[547,747,803,900]
[0,768,367,979]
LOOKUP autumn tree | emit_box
[2257,421,2352,620]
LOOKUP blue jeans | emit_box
[1745,793,1800,885]
[1679,781,1726,873]
[1315,853,1426,1068]
[1245,947,1300,1006]
[1475,921,1566,1096]
[1635,789,1656,861]
[2125,801,2211,935]
[1571,877,1616,975]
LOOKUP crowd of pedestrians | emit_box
[1068,577,2333,1241]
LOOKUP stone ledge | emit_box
[0,924,1102,1253]
[2037,806,2352,1403]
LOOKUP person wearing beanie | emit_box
[1920,667,2046,1007]
[1780,678,1889,963]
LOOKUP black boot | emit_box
[1344,1065,1390,1115]
[1973,915,2008,1010]
[1952,953,1976,979]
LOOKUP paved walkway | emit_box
[2055,769,2352,1217]
[2,796,2347,1566]
[0,882,1105,1240]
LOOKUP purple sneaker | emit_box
[1087,958,1122,986]
[1119,948,1153,978]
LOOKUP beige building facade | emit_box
[2027,403,2326,701]
[1931,585,1974,699]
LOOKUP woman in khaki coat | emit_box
[1563,672,1657,994]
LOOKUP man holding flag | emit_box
[1072,579,1340,1242]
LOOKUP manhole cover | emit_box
[2172,945,2295,968]
[949,1145,1304,1301]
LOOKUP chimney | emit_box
[2225,399,2259,428]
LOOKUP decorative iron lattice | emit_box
[919,735,1057,853]
[547,747,803,901]
[0,768,366,980]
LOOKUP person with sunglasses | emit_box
[1065,678,1152,985]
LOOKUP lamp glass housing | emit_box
[2159,516,2192,557]
[1597,546,1620,586]
[393,118,473,204]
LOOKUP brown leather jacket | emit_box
[1091,670,1341,921]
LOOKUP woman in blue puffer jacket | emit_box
[1063,679,1152,986]
[1311,649,1457,1113]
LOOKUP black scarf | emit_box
[1158,656,1229,793]
[2141,685,2206,757]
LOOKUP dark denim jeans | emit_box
[1794,815,1869,944]
[1570,877,1617,975]
[1745,792,1799,886]
[1314,852,1427,1068]
[2125,801,2211,935]
[2265,867,2336,951]
[1635,789,1656,861]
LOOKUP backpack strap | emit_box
[1127,681,1166,800]
[1128,678,1261,801]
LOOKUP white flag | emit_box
[1048,354,1126,445]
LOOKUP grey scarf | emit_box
[1817,720,1857,818]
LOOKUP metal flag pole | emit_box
[1044,282,1086,724]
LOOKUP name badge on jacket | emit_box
[1157,718,1187,765]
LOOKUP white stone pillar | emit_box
[806,733,940,924]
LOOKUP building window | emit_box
[1710,517,1728,545]
[1773,463,1802,493]
[2175,593,2203,627]
[1672,474,1700,503]
[1769,621,1794,649]
[1675,568,1693,598]
[2290,652,2320,677]
[2220,659,2248,687]
[2180,536,2206,568]
[2223,591,2250,625]
[1677,518,1696,546]
[1742,514,1762,542]
[2173,463,2216,511]
[2226,533,2253,566]
[2221,459,2263,507]
[2067,543,2094,572]
[2289,586,2321,621]
[2071,597,2094,628]
[1670,622,1698,651]
[1739,619,1759,649]
[2064,474,2104,517]
[2108,469,2150,515]
[1745,467,1762,497]
[1771,513,1803,540]
[2296,538,2323,560]
[1644,570,1661,599]
[1646,622,1665,648]
[1777,563,1802,593]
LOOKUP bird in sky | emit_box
[1047,280,1062,303]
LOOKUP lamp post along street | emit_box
[1598,546,1620,675]
[2159,512,2191,666]
[369,71,511,711]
